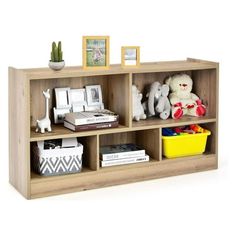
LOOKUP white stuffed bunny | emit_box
[132,85,146,121]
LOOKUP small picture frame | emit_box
[55,87,71,109]
[85,85,103,106]
[53,107,70,124]
[83,36,110,69]
[70,89,86,105]
[84,103,104,111]
[121,46,140,67]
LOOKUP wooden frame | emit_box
[121,46,140,68]
[9,58,219,199]
[83,36,110,70]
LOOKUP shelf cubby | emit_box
[9,58,219,199]
[99,128,161,162]
[160,122,217,161]
[132,68,217,127]
[30,73,131,129]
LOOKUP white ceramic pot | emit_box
[48,61,65,71]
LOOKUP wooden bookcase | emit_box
[9,58,219,199]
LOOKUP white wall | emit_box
[0,0,235,235]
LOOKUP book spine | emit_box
[64,121,119,132]
[101,150,145,161]
[100,155,149,167]
[75,116,118,126]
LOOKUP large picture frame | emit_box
[121,46,140,68]
[83,36,110,70]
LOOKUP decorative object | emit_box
[85,85,103,106]
[84,103,104,111]
[48,41,65,71]
[32,138,83,176]
[132,85,146,121]
[83,36,110,69]
[154,84,171,120]
[35,89,52,133]
[53,107,70,124]
[121,46,140,67]
[70,89,87,112]
[165,74,206,119]
[143,81,162,117]
[53,87,71,124]
[55,87,71,109]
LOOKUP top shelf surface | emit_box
[14,59,218,80]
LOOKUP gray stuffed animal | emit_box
[155,84,171,120]
[143,81,171,120]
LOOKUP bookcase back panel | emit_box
[201,122,217,155]
[99,129,161,161]
[192,69,217,118]
[30,73,130,127]
[132,69,217,118]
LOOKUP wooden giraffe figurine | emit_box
[36,89,52,133]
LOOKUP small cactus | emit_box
[50,41,63,62]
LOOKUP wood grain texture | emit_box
[9,59,219,199]
[9,67,30,198]
[30,154,217,199]
[79,135,99,171]
[23,60,217,80]
[107,74,130,126]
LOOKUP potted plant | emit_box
[49,41,65,70]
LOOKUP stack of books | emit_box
[100,143,149,167]
[64,109,119,132]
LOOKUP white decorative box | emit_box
[32,138,83,176]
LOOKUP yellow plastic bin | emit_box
[162,130,211,158]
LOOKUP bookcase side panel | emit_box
[9,68,30,198]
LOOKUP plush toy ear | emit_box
[161,84,169,97]
[148,82,161,116]
[165,76,172,86]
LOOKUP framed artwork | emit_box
[121,46,140,67]
[55,87,71,109]
[83,36,110,69]
[85,85,103,106]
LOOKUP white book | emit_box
[100,143,145,161]
[100,155,149,167]
[65,109,118,126]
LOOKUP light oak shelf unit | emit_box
[9,58,219,199]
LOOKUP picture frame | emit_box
[53,107,70,124]
[70,88,86,105]
[55,87,71,109]
[84,103,104,111]
[83,36,110,69]
[85,85,103,106]
[121,46,140,67]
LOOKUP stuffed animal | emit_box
[132,85,146,121]
[165,74,206,119]
[155,84,171,120]
[143,81,171,120]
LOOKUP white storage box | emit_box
[32,138,83,176]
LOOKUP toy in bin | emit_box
[32,138,83,176]
[162,125,211,158]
